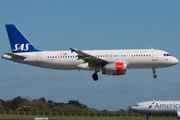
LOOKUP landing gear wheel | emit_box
[152,68,157,79]
[92,73,98,81]
[153,74,157,79]
[146,115,149,120]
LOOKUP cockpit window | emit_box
[164,53,171,56]
[134,104,139,106]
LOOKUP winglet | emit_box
[70,48,75,53]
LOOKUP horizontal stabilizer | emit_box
[4,53,26,59]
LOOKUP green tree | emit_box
[0,101,3,110]
[39,97,46,103]
[61,104,77,113]
[119,109,126,113]
[101,109,108,113]
[0,99,6,106]
[37,102,45,112]
[68,100,87,108]
[47,100,54,109]
[10,96,22,110]
[51,107,60,112]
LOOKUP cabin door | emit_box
[36,53,42,63]
[152,50,158,61]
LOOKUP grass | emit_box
[0,114,178,120]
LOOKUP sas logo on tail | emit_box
[148,102,155,108]
[13,43,30,51]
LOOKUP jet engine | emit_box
[177,111,180,119]
[102,62,127,75]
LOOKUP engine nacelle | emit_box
[177,111,180,119]
[102,62,127,75]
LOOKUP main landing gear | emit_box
[92,72,98,81]
[92,66,100,81]
[146,114,149,120]
[152,68,157,79]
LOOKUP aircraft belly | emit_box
[136,109,176,115]
[128,61,168,69]
[146,109,176,115]
[42,59,82,70]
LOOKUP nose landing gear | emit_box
[92,72,98,81]
[152,68,157,79]
[153,74,157,79]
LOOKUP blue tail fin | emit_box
[5,24,40,53]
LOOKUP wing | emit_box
[70,48,108,67]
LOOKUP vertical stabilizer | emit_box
[5,24,40,53]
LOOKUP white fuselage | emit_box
[2,49,178,72]
[132,101,180,115]
[3,24,179,80]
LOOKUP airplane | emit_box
[2,24,178,81]
[131,101,180,119]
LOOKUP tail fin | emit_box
[5,24,40,53]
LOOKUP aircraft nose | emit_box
[173,57,178,65]
[131,106,138,112]
[131,106,134,110]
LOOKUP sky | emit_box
[0,0,180,111]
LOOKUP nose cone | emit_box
[131,106,138,112]
[173,57,178,65]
